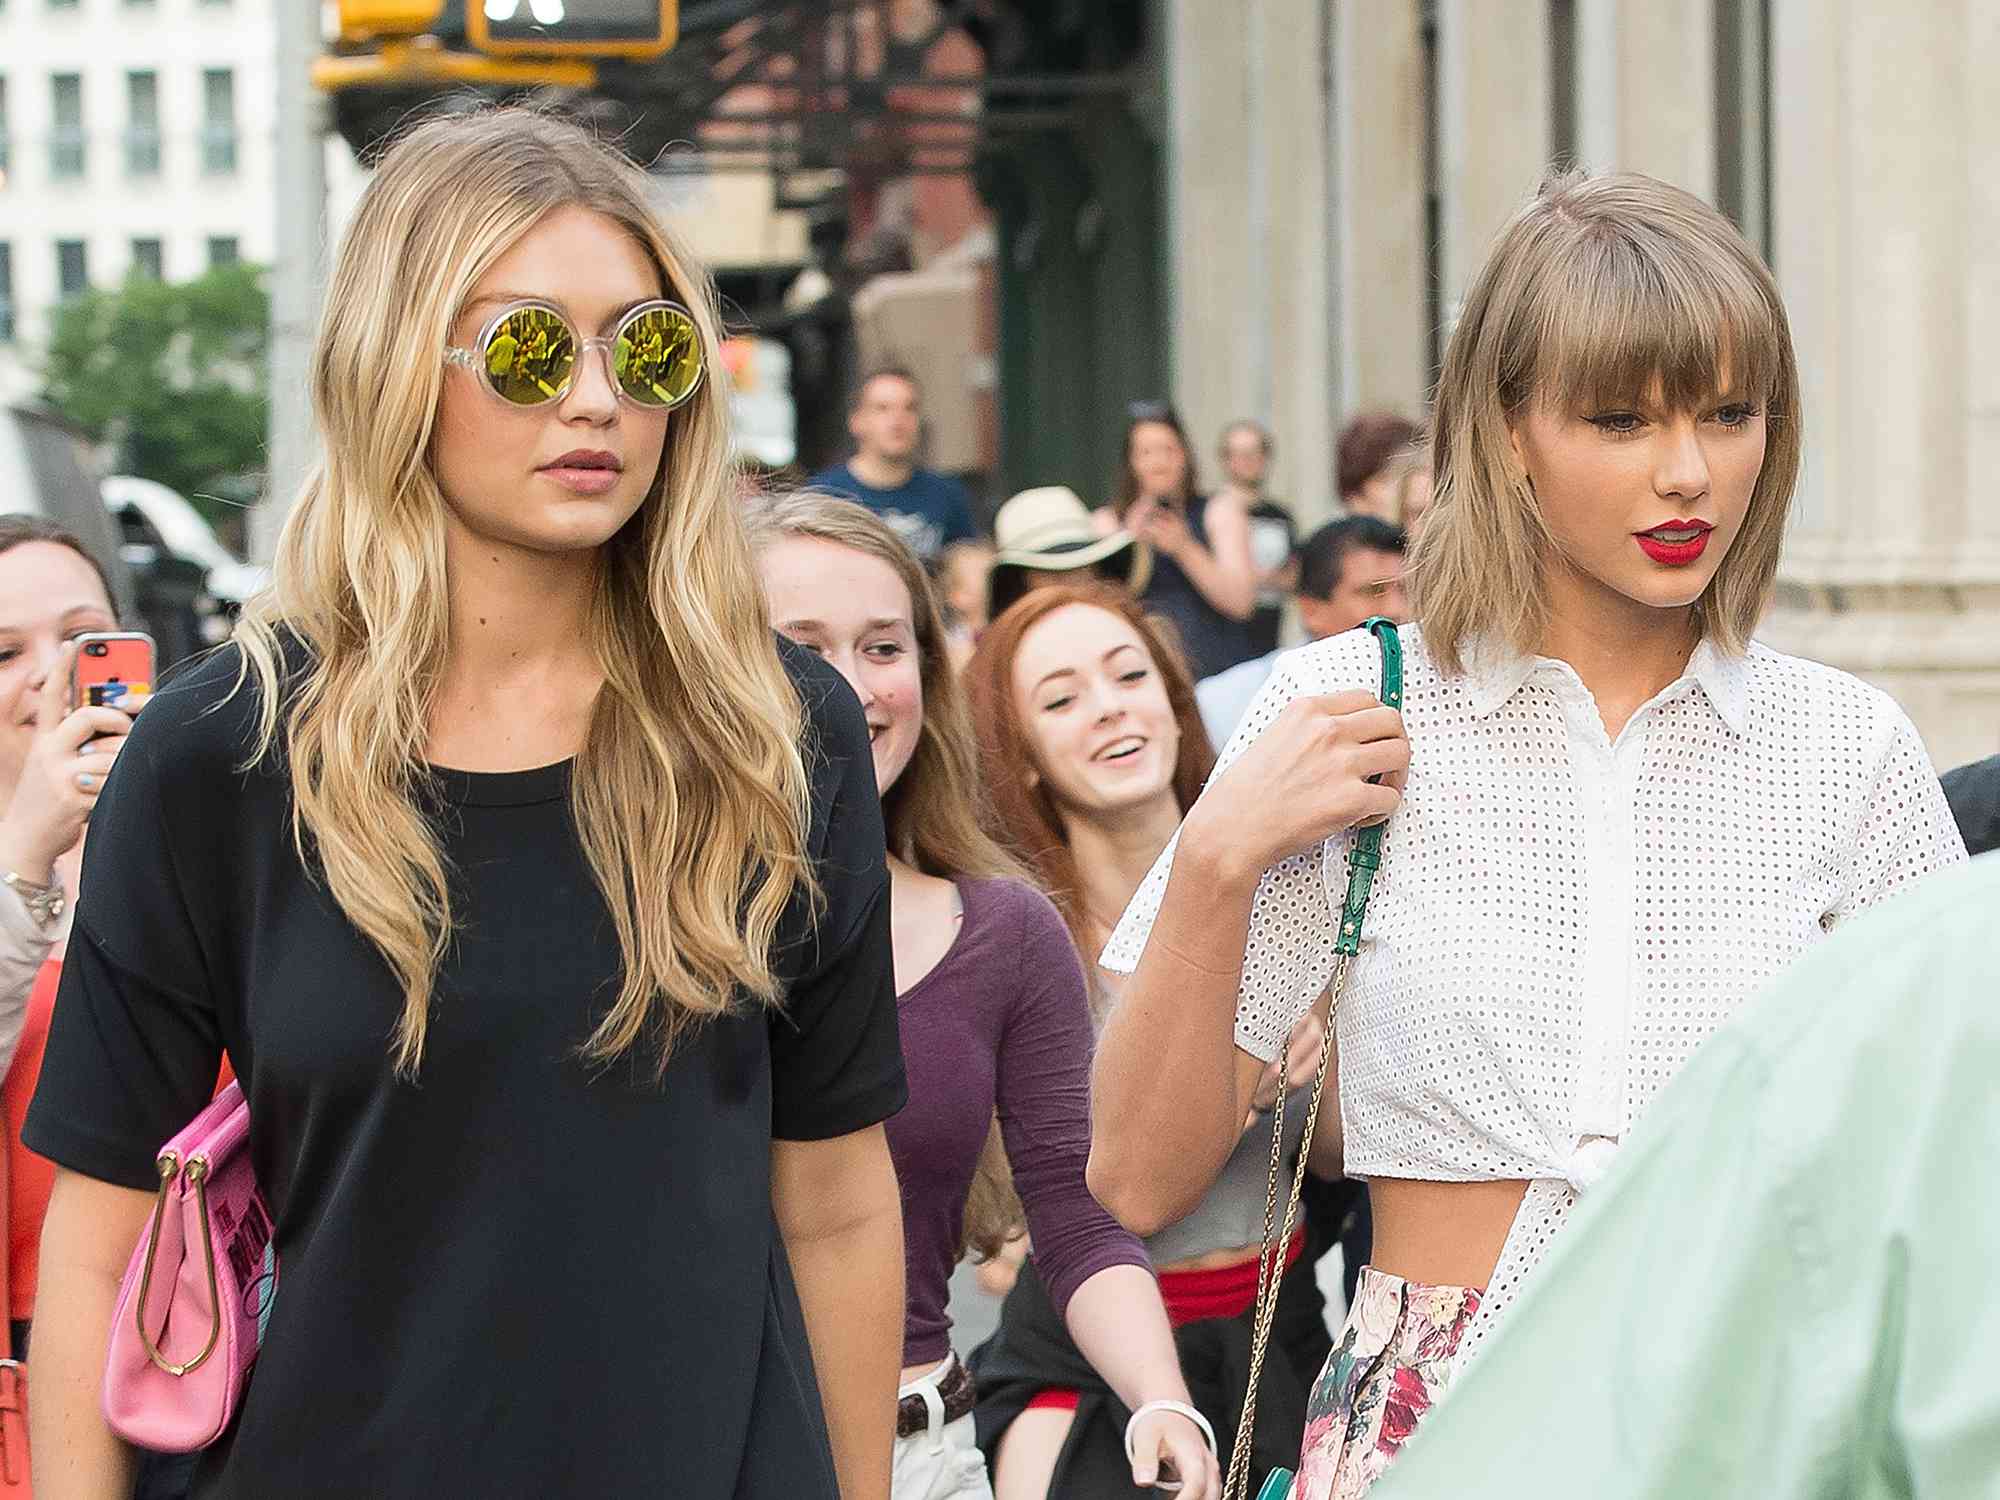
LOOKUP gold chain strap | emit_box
[1220,949,1353,1500]
[1218,615,1399,1500]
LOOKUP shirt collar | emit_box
[1461,632,1753,736]
[1685,637,1752,736]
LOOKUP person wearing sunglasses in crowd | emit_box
[23,109,909,1500]
[1087,169,1966,1500]
[962,583,1340,1500]
[751,492,1222,1500]
[1100,406,1262,682]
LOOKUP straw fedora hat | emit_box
[987,486,1153,619]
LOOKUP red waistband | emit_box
[1157,1226,1307,1328]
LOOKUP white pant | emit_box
[890,1358,993,1500]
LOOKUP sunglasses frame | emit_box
[443,297,707,411]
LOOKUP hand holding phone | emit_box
[71,631,156,715]
[0,637,151,880]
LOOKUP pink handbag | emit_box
[101,1081,275,1452]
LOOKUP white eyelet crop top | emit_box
[1103,625,1966,1193]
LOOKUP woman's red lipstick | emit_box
[1633,519,1713,566]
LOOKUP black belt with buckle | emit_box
[895,1357,976,1439]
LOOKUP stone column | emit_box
[1759,0,2000,767]
[1573,0,1716,196]
[1256,0,1336,518]
[1330,0,1430,452]
[1436,0,1552,326]
[1164,0,1334,512]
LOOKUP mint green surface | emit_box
[1379,854,2000,1499]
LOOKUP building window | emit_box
[126,70,161,176]
[48,0,81,9]
[206,236,239,268]
[50,73,85,179]
[201,68,237,174]
[0,244,14,343]
[0,79,11,187]
[56,238,88,300]
[131,237,163,280]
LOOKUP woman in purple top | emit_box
[752,493,1221,1500]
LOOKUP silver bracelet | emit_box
[1123,1398,1218,1463]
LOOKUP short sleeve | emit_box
[1102,640,1374,1063]
[767,644,907,1141]
[1829,704,1967,925]
[23,708,228,1191]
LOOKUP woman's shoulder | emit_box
[960,874,1070,944]
[776,633,873,816]
[127,638,293,788]
[778,633,867,752]
[957,877,1088,1018]
[1267,620,1430,698]
[1740,641,1916,747]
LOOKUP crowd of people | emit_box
[808,360,1432,701]
[0,104,1993,1500]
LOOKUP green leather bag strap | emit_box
[1333,616,1403,957]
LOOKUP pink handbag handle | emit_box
[103,1079,270,1452]
[134,1149,224,1376]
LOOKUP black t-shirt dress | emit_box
[23,635,907,1498]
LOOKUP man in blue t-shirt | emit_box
[808,367,979,565]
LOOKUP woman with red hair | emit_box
[963,582,1340,1500]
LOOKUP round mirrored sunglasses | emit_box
[444,298,706,411]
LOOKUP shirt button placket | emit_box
[1567,685,1631,1160]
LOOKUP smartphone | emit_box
[71,631,157,714]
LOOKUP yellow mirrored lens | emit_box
[483,306,575,405]
[615,307,703,408]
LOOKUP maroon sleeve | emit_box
[990,882,1152,1315]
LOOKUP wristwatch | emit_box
[1,870,65,927]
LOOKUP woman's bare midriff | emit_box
[1156,1178,1530,1287]
[1365,1177,1529,1289]
[1155,1242,1269,1275]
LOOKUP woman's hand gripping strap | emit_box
[1333,617,1403,957]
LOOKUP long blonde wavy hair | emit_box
[237,108,811,1077]
[744,492,1026,1258]
[1411,168,1802,673]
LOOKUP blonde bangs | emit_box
[1521,221,1785,424]
[1412,168,1802,673]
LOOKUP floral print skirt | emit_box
[1293,1267,1483,1500]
